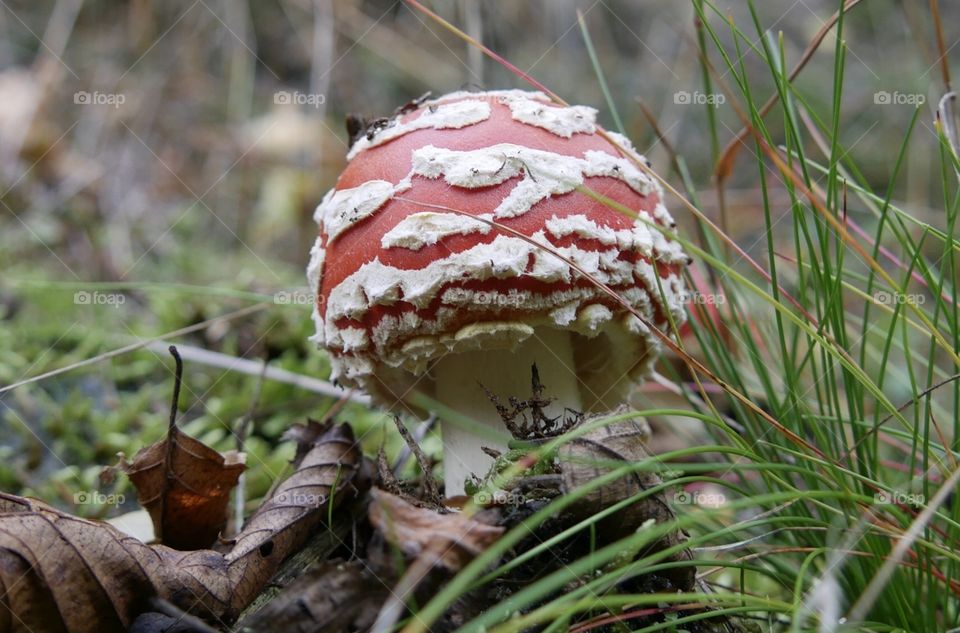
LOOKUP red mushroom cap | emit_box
[307,90,689,409]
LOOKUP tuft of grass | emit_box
[397,1,960,631]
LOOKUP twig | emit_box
[378,444,403,495]
[145,340,370,405]
[167,345,184,432]
[0,303,270,396]
[159,345,185,544]
[392,415,436,475]
[391,415,441,503]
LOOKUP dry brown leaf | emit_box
[234,560,385,633]
[557,412,695,591]
[368,488,503,573]
[121,346,246,550]
[122,433,245,550]
[0,422,363,633]
[368,489,504,633]
[558,413,670,528]
[282,418,331,467]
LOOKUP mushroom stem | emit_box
[434,328,583,497]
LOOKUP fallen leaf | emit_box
[557,411,695,591]
[558,412,668,528]
[368,489,503,573]
[282,418,331,467]
[121,346,246,550]
[368,489,504,633]
[234,560,385,633]
[0,422,364,633]
[122,433,246,550]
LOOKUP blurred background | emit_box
[0,0,956,514]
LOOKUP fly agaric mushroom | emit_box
[308,90,689,496]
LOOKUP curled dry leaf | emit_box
[558,412,668,529]
[121,433,246,550]
[234,560,386,633]
[368,489,504,633]
[120,345,246,550]
[557,411,694,590]
[281,418,331,467]
[0,423,364,633]
[368,489,504,573]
